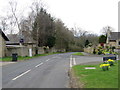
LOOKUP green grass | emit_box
[118,60,120,90]
[0,52,64,62]
[72,61,119,88]
[0,56,34,62]
[72,52,84,56]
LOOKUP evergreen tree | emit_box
[85,40,90,47]
[99,35,107,43]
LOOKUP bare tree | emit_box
[101,26,114,36]
[0,17,8,31]
[71,26,88,47]
[8,1,21,34]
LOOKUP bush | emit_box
[93,49,96,54]
[111,46,116,52]
[98,51,102,55]
[107,59,115,66]
[97,49,102,55]
[100,64,110,71]
[69,45,84,52]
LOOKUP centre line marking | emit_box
[46,59,50,62]
[12,69,31,80]
[52,57,56,58]
[35,63,43,67]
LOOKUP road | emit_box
[2,52,103,88]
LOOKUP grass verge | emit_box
[72,52,84,56]
[72,61,119,88]
[0,52,64,62]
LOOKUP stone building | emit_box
[106,31,120,49]
[0,29,9,57]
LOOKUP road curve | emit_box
[2,52,103,88]
[2,53,73,88]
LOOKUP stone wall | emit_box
[38,47,45,54]
[84,47,94,54]
[6,45,38,57]
[6,46,29,57]
[6,46,46,57]
[5,45,63,57]
[49,47,58,53]
[0,34,6,57]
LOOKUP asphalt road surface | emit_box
[2,52,103,88]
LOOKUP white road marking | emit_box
[46,59,50,62]
[73,58,76,65]
[52,56,57,58]
[35,63,43,67]
[70,55,76,68]
[12,69,31,80]
[70,56,73,68]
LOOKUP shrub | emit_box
[107,59,114,66]
[100,64,110,71]
[69,45,84,52]
[97,49,102,55]
[93,49,96,54]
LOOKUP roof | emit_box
[6,41,19,45]
[0,29,9,41]
[7,32,36,43]
[6,45,25,48]
[7,34,19,42]
[109,32,120,40]
[6,41,36,45]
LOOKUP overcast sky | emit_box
[0,0,119,34]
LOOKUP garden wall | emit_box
[38,47,45,54]
[6,46,30,57]
[84,47,94,54]
[5,46,59,57]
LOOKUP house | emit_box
[6,41,37,57]
[6,34,38,57]
[106,31,120,49]
[0,29,9,57]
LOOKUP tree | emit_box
[86,33,99,46]
[54,19,74,51]
[46,36,56,48]
[8,1,21,34]
[0,17,8,31]
[19,19,34,42]
[31,3,56,48]
[99,35,107,43]
[85,40,90,47]
[101,26,114,36]
[71,27,88,48]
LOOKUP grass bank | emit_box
[72,61,119,88]
[72,52,84,56]
[0,52,63,62]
